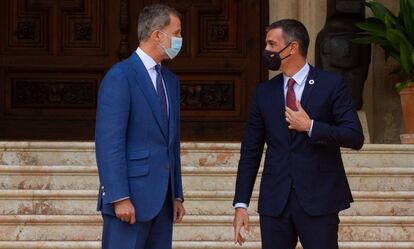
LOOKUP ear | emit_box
[149,30,162,42]
[290,41,300,55]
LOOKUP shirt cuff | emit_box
[175,198,183,202]
[234,203,248,209]
[307,119,314,137]
[111,196,130,203]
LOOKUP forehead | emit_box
[168,14,181,28]
[266,28,285,43]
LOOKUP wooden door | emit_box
[132,0,268,141]
[0,0,268,141]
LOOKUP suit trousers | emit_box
[260,188,339,249]
[101,183,173,249]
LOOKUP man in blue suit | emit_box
[95,4,185,249]
[233,19,364,249]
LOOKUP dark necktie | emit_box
[286,78,297,111]
[154,65,169,137]
[286,78,297,138]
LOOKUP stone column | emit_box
[269,0,326,65]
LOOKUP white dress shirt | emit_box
[282,63,310,106]
[234,63,314,209]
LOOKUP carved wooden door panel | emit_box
[129,0,268,141]
[0,0,267,141]
[0,0,123,140]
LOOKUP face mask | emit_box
[262,42,292,71]
[159,31,183,59]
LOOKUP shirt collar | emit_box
[136,47,159,71]
[283,63,310,88]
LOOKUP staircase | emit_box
[0,142,414,249]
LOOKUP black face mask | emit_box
[262,42,292,71]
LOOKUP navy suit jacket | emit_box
[95,53,183,222]
[234,66,364,217]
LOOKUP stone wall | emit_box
[268,0,404,143]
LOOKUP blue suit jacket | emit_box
[95,53,183,222]
[234,66,364,216]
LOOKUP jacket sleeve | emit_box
[95,67,131,204]
[233,87,265,206]
[310,78,364,150]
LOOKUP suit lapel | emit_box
[300,65,318,109]
[128,53,168,141]
[292,65,318,142]
[161,67,176,146]
[270,75,291,145]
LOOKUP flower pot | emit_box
[399,83,414,143]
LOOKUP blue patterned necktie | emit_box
[154,65,169,137]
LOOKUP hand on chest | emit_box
[261,79,333,125]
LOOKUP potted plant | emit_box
[354,0,414,143]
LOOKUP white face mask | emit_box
[158,30,183,59]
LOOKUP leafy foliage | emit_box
[354,0,414,91]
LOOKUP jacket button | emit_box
[101,186,105,190]
[102,192,106,196]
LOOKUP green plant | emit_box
[353,0,414,91]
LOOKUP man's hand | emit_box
[233,208,250,246]
[174,200,186,224]
[285,101,312,132]
[114,198,136,224]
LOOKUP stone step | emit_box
[184,167,414,192]
[0,142,413,247]
[0,215,413,242]
[0,241,413,249]
[183,191,414,217]
[1,166,413,192]
[0,166,97,190]
[0,190,413,216]
[1,142,414,168]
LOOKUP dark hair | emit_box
[137,4,181,42]
[266,19,310,57]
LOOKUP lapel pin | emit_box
[309,79,315,85]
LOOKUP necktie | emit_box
[286,78,297,111]
[154,65,169,137]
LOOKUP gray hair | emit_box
[137,4,181,42]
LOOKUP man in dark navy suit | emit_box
[233,19,364,249]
